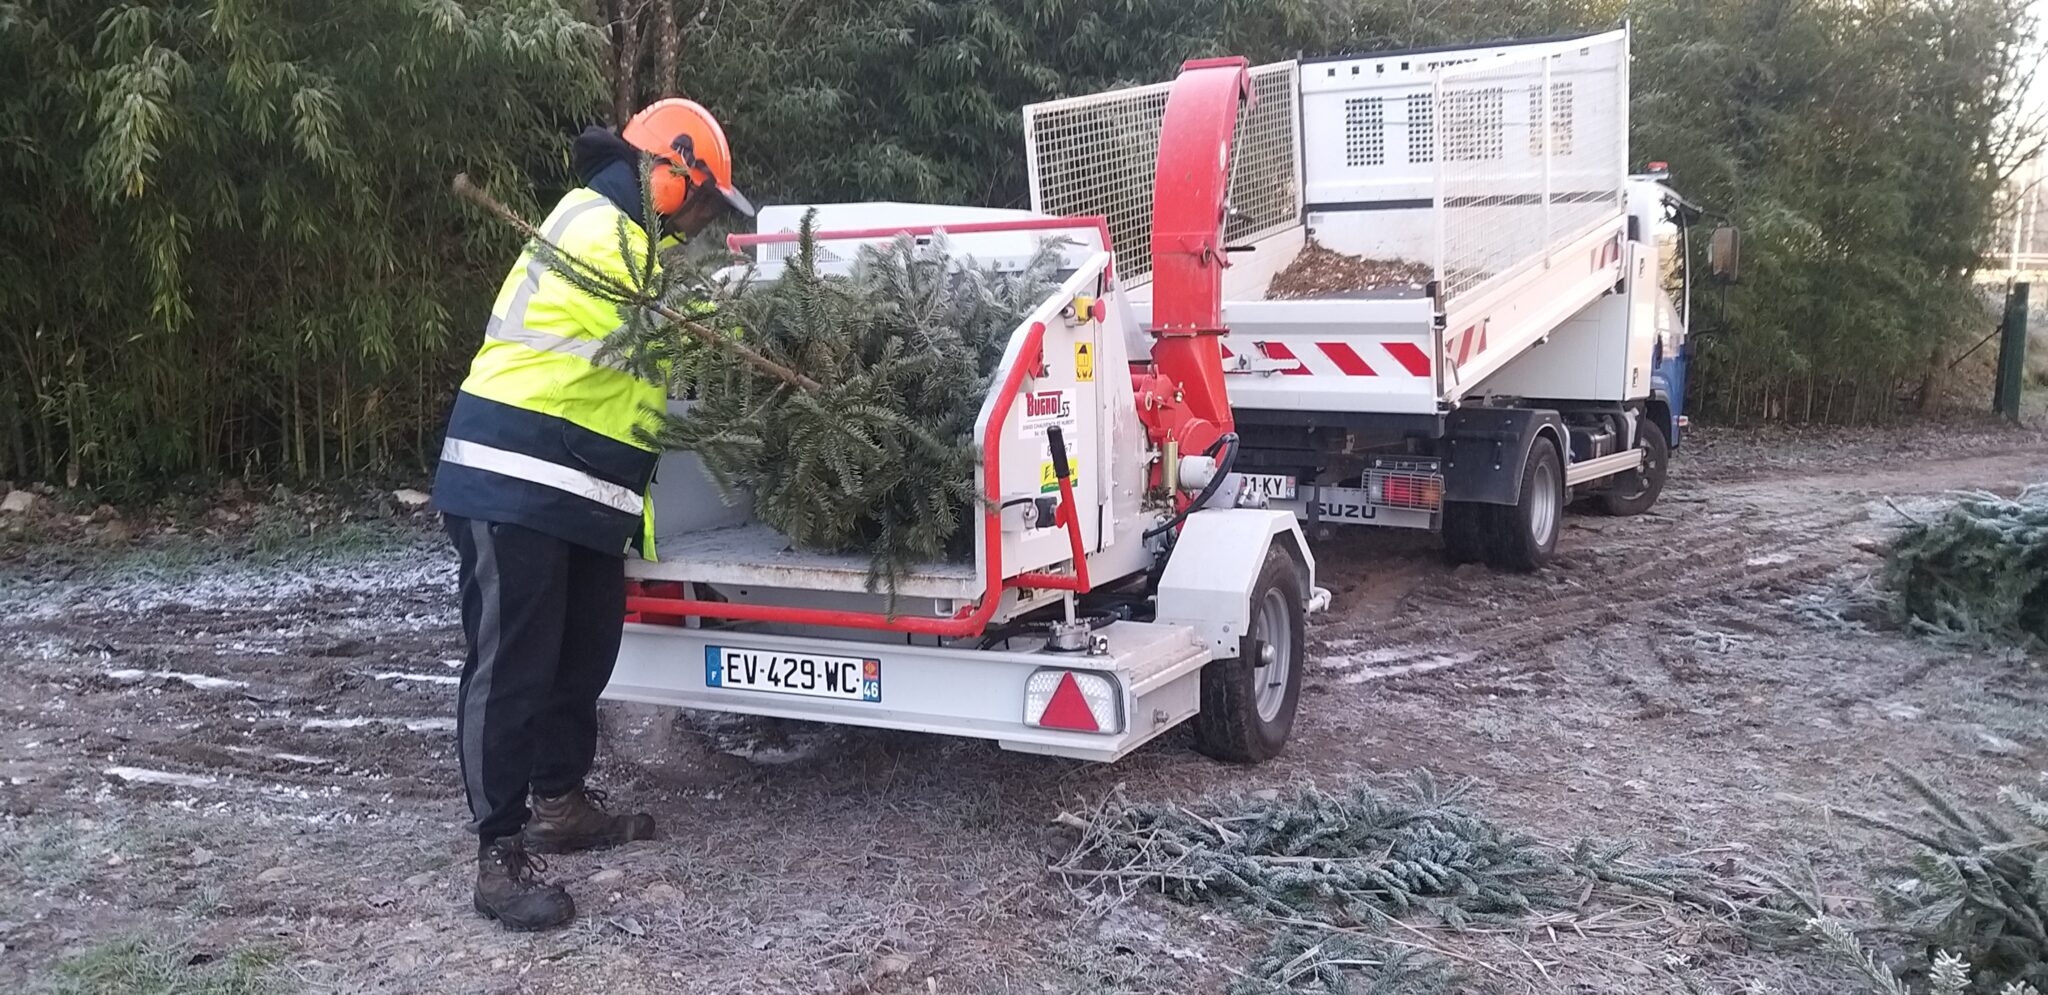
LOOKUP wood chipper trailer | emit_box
[1023,28,1711,568]
[609,58,1331,763]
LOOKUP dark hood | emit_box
[571,125,648,226]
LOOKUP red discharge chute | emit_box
[1143,56,1250,443]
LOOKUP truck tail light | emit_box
[1025,669,1122,734]
[1374,472,1443,511]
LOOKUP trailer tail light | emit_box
[1372,471,1444,511]
[1024,669,1122,734]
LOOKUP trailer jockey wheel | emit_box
[1598,419,1669,516]
[1193,546,1306,763]
[1483,439,1562,573]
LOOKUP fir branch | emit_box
[449,172,820,391]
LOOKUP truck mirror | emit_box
[1709,226,1740,285]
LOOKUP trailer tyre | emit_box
[1192,547,1305,764]
[1484,440,1562,573]
[1598,419,1669,516]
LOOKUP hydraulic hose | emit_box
[1143,432,1240,539]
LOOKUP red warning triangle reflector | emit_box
[1038,672,1100,732]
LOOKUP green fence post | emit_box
[1994,281,2029,421]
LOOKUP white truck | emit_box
[1025,27,1717,568]
[602,29,1717,763]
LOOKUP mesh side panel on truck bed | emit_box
[1023,62,1301,285]
[1023,31,1629,310]
[1433,33,1626,303]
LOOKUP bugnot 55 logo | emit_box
[1018,389,1077,438]
[1024,390,1068,418]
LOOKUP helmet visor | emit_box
[713,182,755,218]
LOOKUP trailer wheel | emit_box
[1192,547,1305,764]
[1484,439,1562,573]
[1598,419,1669,516]
[1440,501,1490,565]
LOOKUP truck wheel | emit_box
[1440,501,1490,565]
[1192,547,1305,764]
[1484,440,1562,573]
[1598,419,1669,516]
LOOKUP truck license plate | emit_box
[706,646,881,702]
[1239,473,1298,501]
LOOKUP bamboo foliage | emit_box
[1,0,2037,496]
[1630,0,2039,423]
[0,0,605,492]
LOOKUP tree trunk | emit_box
[1914,341,1942,413]
[607,0,642,124]
[652,0,679,98]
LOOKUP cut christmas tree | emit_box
[1885,484,2048,650]
[651,217,1066,590]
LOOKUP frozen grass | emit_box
[0,528,451,626]
[1,810,224,896]
[30,937,280,995]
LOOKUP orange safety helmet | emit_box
[620,98,754,218]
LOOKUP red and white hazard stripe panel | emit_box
[1591,232,1623,270]
[1220,340,1434,378]
[1445,323,1490,369]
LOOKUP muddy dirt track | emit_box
[2,423,2045,994]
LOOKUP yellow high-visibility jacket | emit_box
[432,188,669,557]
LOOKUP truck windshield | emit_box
[1655,215,1685,297]
[1655,209,1691,330]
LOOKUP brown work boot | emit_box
[472,837,574,931]
[522,786,656,854]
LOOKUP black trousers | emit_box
[444,514,625,842]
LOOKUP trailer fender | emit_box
[1156,509,1315,656]
[1440,407,1567,506]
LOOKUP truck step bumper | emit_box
[604,620,1211,763]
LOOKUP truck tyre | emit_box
[1597,419,1669,516]
[1440,501,1490,565]
[1192,546,1305,764]
[1484,439,1562,573]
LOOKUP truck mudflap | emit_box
[1440,406,1566,506]
[603,619,1212,763]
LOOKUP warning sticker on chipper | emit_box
[1017,389,1076,439]
[1074,342,1094,382]
[1038,458,1081,494]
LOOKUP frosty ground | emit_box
[3,422,2045,994]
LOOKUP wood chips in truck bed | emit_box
[1266,242,1432,300]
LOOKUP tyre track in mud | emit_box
[1308,444,2048,678]
[1315,506,1856,660]
[2,579,465,804]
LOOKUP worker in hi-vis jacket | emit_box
[431,99,752,931]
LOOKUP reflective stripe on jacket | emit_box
[432,188,668,557]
